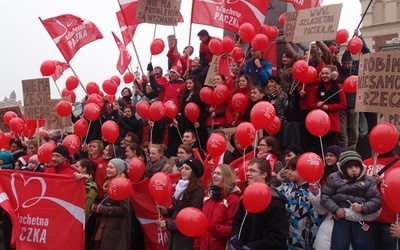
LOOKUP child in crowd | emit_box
[321,151,382,250]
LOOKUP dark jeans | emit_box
[331,219,374,250]
[371,222,396,250]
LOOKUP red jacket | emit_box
[167,45,192,73]
[159,79,186,106]
[194,193,240,250]
[364,154,400,223]
[44,162,78,175]
[93,157,109,199]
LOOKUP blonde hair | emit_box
[214,164,236,198]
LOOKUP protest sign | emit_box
[355,52,400,114]
[292,4,342,43]
[22,78,51,120]
[44,98,72,130]
[384,114,400,133]
[284,11,298,43]
[204,56,220,87]
[136,0,182,25]
[0,106,22,132]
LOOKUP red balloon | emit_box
[297,152,324,183]
[98,91,105,97]
[264,115,282,135]
[9,118,25,134]
[73,119,89,138]
[242,182,272,213]
[267,26,279,41]
[61,88,76,103]
[279,13,285,26]
[381,168,400,213]
[206,133,227,158]
[23,125,36,138]
[110,75,121,86]
[335,29,349,44]
[176,207,209,237]
[40,60,56,76]
[123,72,135,83]
[105,94,116,104]
[250,101,276,130]
[231,47,244,61]
[37,142,56,163]
[25,119,46,129]
[292,60,309,81]
[347,37,363,55]
[128,157,145,183]
[259,24,271,38]
[299,66,318,83]
[238,22,256,43]
[235,122,256,148]
[84,103,101,121]
[65,76,79,91]
[107,177,132,201]
[148,172,172,204]
[101,120,120,143]
[213,84,231,104]
[200,87,214,105]
[0,132,4,149]
[149,101,165,121]
[343,75,358,93]
[251,34,269,51]
[209,38,223,56]
[164,101,178,118]
[136,101,150,119]
[87,94,104,109]
[62,134,81,155]
[222,36,235,54]
[4,111,18,125]
[369,123,398,154]
[231,93,249,113]
[86,82,100,95]
[2,133,11,150]
[184,102,200,123]
[102,79,118,95]
[305,110,331,137]
[56,100,72,117]
[150,38,165,55]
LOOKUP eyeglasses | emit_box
[212,171,223,176]
[258,143,269,147]
[246,168,263,174]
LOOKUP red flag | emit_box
[263,42,277,76]
[0,186,22,247]
[112,32,132,75]
[281,0,323,10]
[191,0,270,32]
[116,10,137,46]
[40,14,103,62]
[0,171,85,250]
[51,60,70,82]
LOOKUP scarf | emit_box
[208,184,223,200]
[146,156,167,177]
[174,179,189,199]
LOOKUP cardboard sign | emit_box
[220,127,263,152]
[355,52,400,114]
[0,106,22,132]
[292,4,342,43]
[22,78,51,120]
[136,0,182,26]
[284,11,298,43]
[44,99,72,130]
[204,55,220,87]
[384,114,400,134]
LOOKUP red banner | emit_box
[112,31,132,74]
[51,60,70,82]
[0,170,85,250]
[116,10,137,46]
[191,0,270,32]
[40,14,103,62]
[281,0,323,10]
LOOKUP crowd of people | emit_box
[1,28,400,250]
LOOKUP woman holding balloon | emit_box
[226,74,253,127]
[157,157,204,250]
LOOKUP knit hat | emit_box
[109,158,128,174]
[29,154,39,164]
[18,155,31,166]
[341,50,353,63]
[183,157,204,178]
[283,144,304,156]
[338,151,366,180]
[52,145,70,159]
[325,145,344,158]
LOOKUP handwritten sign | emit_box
[44,99,72,130]
[284,11,298,43]
[22,78,51,120]
[136,0,182,26]
[355,52,400,114]
[204,56,220,87]
[0,106,22,132]
[292,4,342,43]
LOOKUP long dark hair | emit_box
[181,75,202,105]
[184,172,203,199]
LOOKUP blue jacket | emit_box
[243,58,272,87]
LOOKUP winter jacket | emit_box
[266,88,288,124]
[231,186,289,250]
[44,162,78,175]
[0,151,14,169]
[244,58,272,87]
[84,175,97,223]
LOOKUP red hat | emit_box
[18,155,31,166]
[170,64,183,77]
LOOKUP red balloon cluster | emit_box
[164,101,178,118]
[9,118,25,134]
[61,88,76,103]
[297,152,324,183]
[4,111,18,125]
[107,177,132,201]
[305,110,331,137]
[149,101,165,121]
[369,123,398,154]
[238,23,256,43]
[206,133,227,158]
[209,38,223,56]
[149,172,172,204]
[264,116,282,136]
[242,182,272,213]
[176,207,209,237]
[110,75,121,86]
[102,79,118,95]
[222,36,235,54]
[251,34,269,51]
[381,168,400,213]
[150,38,165,55]
[231,47,244,61]
[123,72,135,84]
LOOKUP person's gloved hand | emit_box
[147,63,153,71]
[227,237,250,250]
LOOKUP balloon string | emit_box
[84,121,92,144]
[238,211,248,239]
[373,153,379,175]
[113,144,117,159]
[176,126,182,141]
[396,213,399,250]
[319,136,325,166]
[195,127,203,151]
[243,150,247,181]
[150,124,153,143]
[322,89,343,104]
[156,203,164,246]
[253,130,258,158]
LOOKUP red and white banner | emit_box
[116,10,137,46]
[112,31,132,74]
[191,0,270,32]
[51,60,70,82]
[263,42,277,76]
[281,0,323,10]
[0,170,85,250]
[40,14,103,62]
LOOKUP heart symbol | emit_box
[11,172,46,210]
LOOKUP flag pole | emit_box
[131,41,145,76]
[69,65,88,95]
[53,80,62,97]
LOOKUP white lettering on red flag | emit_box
[281,0,323,10]
[191,0,269,32]
[40,14,103,62]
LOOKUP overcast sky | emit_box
[0,0,361,104]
